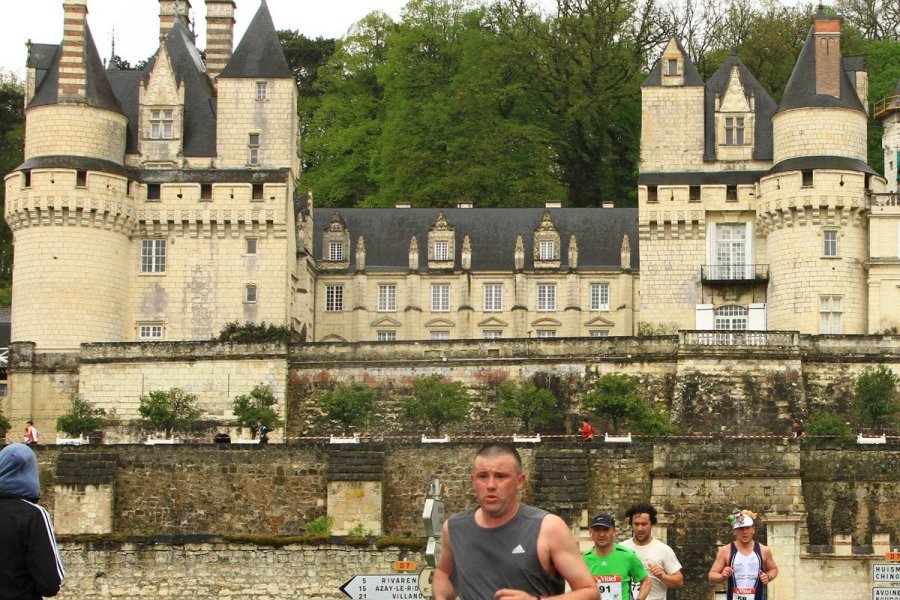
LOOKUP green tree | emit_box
[232,384,282,434]
[0,405,10,439]
[321,382,377,434]
[138,388,203,438]
[853,366,899,434]
[581,373,644,433]
[496,380,561,434]
[0,70,24,292]
[402,374,469,436]
[56,394,106,438]
[804,412,854,443]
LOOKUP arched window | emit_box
[714,305,747,330]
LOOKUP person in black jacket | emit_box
[0,443,65,599]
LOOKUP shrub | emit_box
[804,412,854,443]
[635,321,678,337]
[581,373,676,435]
[321,382,376,435]
[232,384,282,433]
[0,406,9,439]
[138,387,203,438]
[402,375,469,436]
[496,380,560,434]
[853,366,899,434]
[217,321,293,343]
[305,515,333,536]
[56,394,106,438]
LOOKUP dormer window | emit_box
[434,241,450,261]
[256,82,268,101]
[428,213,455,268]
[539,241,555,261]
[667,58,678,76]
[725,117,745,145]
[150,109,174,139]
[329,241,344,261]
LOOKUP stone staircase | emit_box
[531,449,589,532]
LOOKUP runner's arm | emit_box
[433,520,457,600]
[759,546,778,585]
[543,514,598,600]
[708,545,732,584]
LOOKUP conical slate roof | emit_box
[28,24,123,114]
[777,26,866,114]
[218,1,293,79]
[704,53,776,162]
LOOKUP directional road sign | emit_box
[340,575,426,600]
[875,564,900,582]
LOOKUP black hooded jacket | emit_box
[0,443,65,599]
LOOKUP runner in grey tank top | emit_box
[448,505,565,600]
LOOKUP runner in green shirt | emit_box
[583,513,649,600]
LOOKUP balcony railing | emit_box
[680,330,798,347]
[871,193,900,207]
[874,95,900,119]
[701,264,769,282]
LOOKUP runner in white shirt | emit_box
[621,503,683,600]
[708,509,779,600]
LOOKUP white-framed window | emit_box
[430,330,450,340]
[328,241,344,261]
[537,283,556,311]
[725,117,745,145]
[536,330,556,338]
[246,238,257,255]
[824,230,838,257]
[138,324,164,340]
[245,284,258,303]
[150,109,174,139]
[483,283,503,312]
[715,224,747,279]
[256,81,268,101]
[590,330,610,337]
[140,239,167,273]
[431,283,450,312]
[434,241,450,261]
[714,305,748,330]
[820,296,842,334]
[590,283,610,311]
[539,241,555,261]
[378,284,397,312]
[248,133,260,165]
[326,285,344,311]
[377,330,396,341]
[483,330,503,339]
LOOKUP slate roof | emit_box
[704,53,776,162]
[28,24,123,115]
[767,155,879,177]
[312,208,639,271]
[777,26,866,114]
[642,38,704,87]
[638,171,765,186]
[218,0,293,79]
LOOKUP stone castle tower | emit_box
[4,0,308,350]
[639,9,890,335]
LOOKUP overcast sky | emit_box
[0,0,416,76]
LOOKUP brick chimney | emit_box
[58,0,88,102]
[814,11,842,98]
[205,0,235,81]
[159,0,193,42]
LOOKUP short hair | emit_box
[475,442,523,473]
[625,502,658,525]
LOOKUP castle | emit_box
[1,0,899,435]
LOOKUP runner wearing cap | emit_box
[708,509,779,600]
[582,512,649,600]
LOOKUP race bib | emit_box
[732,587,756,600]
[629,580,640,600]
[595,574,623,600]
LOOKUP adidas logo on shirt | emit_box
[511,545,526,554]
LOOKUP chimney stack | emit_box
[159,0,193,42]
[813,11,843,98]
[205,0,236,81]
[58,0,88,102]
